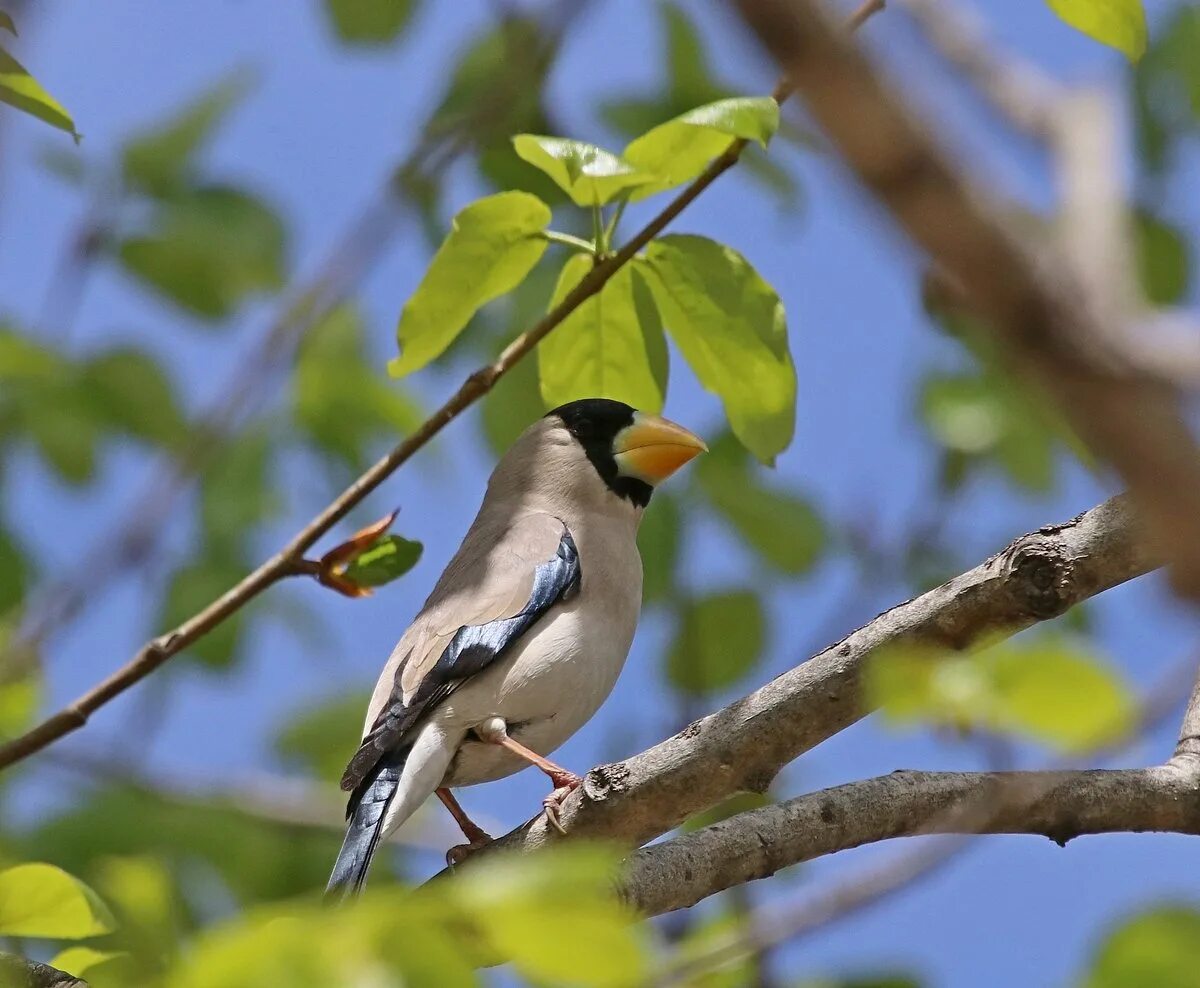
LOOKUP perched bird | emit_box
[326,398,706,898]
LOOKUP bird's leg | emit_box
[437,788,493,867]
[475,717,582,834]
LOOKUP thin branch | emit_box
[427,494,1156,878]
[730,0,1200,602]
[0,1,886,773]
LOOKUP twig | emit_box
[0,0,888,773]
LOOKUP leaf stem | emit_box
[605,194,630,248]
[541,229,599,254]
[592,202,607,253]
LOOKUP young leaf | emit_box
[1046,0,1146,61]
[511,135,652,206]
[0,47,79,141]
[623,97,779,200]
[0,863,116,938]
[340,534,423,588]
[537,255,668,412]
[667,590,766,694]
[638,235,796,463]
[1087,906,1200,988]
[324,0,417,45]
[389,191,551,376]
[122,72,249,197]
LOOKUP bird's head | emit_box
[542,398,707,509]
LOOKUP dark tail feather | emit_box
[325,755,406,902]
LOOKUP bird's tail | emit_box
[325,753,407,902]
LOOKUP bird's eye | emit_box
[572,420,596,441]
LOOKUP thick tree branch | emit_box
[438,494,1156,872]
[0,952,85,987]
[732,0,1200,601]
[0,3,887,773]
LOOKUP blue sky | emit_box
[3,1,1198,985]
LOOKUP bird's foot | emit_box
[541,774,583,834]
[445,834,493,868]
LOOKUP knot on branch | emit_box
[584,761,631,803]
[1003,537,1074,619]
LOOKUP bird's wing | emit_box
[339,512,581,793]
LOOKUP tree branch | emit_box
[433,494,1157,873]
[0,952,85,988]
[0,2,886,773]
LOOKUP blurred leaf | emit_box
[667,589,766,695]
[538,255,668,412]
[389,191,551,377]
[82,347,188,447]
[1134,211,1190,306]
[341,534,423,588]
[274,690,372,782]
[445,844,647,987]
[511,135,652,207]
[1132,5,1200,172]
[1046,0,1146,61]
[0,669,39,741]
[1087,905,1200,988]
[200,430,278,552]
[294,304,423,471]
[119,184,288,320]
[640,236,795,464]
[0,46,79,141]
[0,526,29,613]
[481,346,543,457]
[162,557,248,668]
[682,791,771,832]
[867,638,1136,753]
[323,0,417,45]
[695,433,824,575]
[0,863,115,938]
[798,978,922,988]
[122,72,248,197]
[91,856,181,980]
[624,97,779,200]
[48,947,127,981]
[638,490,680,604]
[0,13,15,34]
[27,390,101,485]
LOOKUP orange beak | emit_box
[612,412,707,485]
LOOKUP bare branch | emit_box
[0,952,85,987]
[731,0,1200,601]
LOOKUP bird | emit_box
[325,397,706,899]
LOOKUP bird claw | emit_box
[445,835,492,868]
[541,776,582,835]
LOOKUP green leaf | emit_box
[274,691,372,782]
[162,557,248,669]
[81,348,188,447]
[342,535,423,588]
[0,526,30,614]
[323,0,417,45]
[1087,906,1200,988]
[667,590,766,695]
[0,668,40,741]
[695,433,824,575]
[624,97,779,200]
[0,13,16,35]
[1135,211,1191,306]
[294,304,423,471]
[638,490,680,604]
[1132,6,1200,173]
[389,191,551,376]
[27,391,101,486]
[1046,0,1146,61]
[200,431,278,551]
[481,345,543,457]
[0,863,115,938]
[867,638,1136,752]
[119,185,288,320]
[639,236,796,463]
[511,135,652,207]
[0,46,78,141]
[49,947,127,980]
[122,72,249,197]
[537,255,668,413]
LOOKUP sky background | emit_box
[3,1,1199,985]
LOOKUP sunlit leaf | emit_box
[667,590,766,695]
[0,863,115,938]
[1046,0,1146,61]
[49,947,127,980]
[294,304,423,471]
[1135,211,1190,306]
[274,690,372,782]
[511,135,652,207]
[538,255,668,412]
[0,668,39,741]
[389,191,551,376]
[695,433,824,575]
[323,0,417,45]
[867,638,1136,752]
[624,97,779,200]
[639,236,795,463]
[119,185,288,320]
[1087,906,1200,988]
[638,490,680,604]
[122,72,249,197]
[91,856,182,981]
[341,534,423,588]
[0,46,79,141]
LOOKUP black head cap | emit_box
[547,398,652,507]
